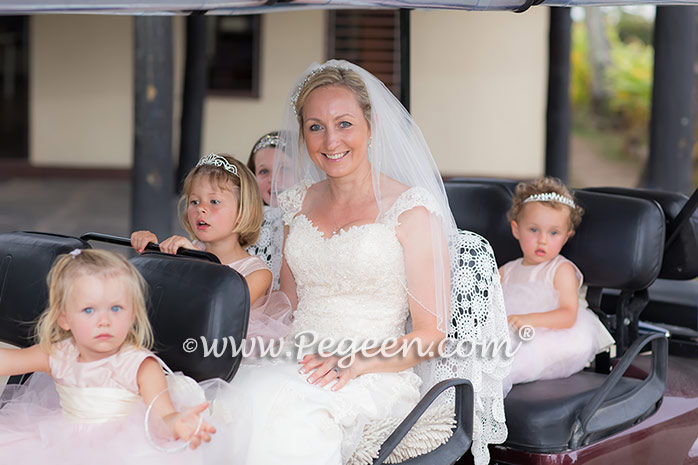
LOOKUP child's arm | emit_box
[131,230,159,254]
[245,268,273,307]
[508,262,579,330]
[0,344,50,377]
[137,357,216,449]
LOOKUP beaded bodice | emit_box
[280,182,439,343]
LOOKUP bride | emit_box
[224,60,510,465]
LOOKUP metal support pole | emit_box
[399,9,411,113]
[545,7,572,184]
[647,6,696,194]
[177,14,208,193]
[132,17,174,237]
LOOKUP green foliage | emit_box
[606,26,653,134]
[571,13,653,160]
[617,12,653,46]
[571,22,591,108]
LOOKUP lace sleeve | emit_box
[277,181,309,226]
[383,187,444,228]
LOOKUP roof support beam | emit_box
[132,16,174,238]
[545,6,572,184]
[646,5,696,194]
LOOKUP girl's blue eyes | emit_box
[82,306,123,314]
[258,168,269,176]
[189,199,220,206]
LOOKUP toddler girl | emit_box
[0,249,225,463]
[131,153,292,343]
[501,177,614,393]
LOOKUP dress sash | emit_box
[56,384,140,424]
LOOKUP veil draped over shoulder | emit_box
[271,60,511,465]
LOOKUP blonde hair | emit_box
[180,153,264,248]
[294,66,372,129]
[508,177,584,230]
[36,249,153,353]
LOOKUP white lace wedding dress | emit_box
[223,182,452,465]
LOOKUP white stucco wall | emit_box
[28,9,546,177]
[29,11,325,169]
[412,8,549,178]
[30,15,133,168]
[202,10,326,162]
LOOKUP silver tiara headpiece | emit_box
[523,192,576,209]
[252,134,280,154]
[196,153,239,178]
[291,64,351,117]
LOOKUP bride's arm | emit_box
[302,206,447,390]
[279,224,298,309]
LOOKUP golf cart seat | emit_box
[0,231,250,383]
[585,187,698,346]
[444,179,668,452]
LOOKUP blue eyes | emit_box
[259,168,270,176]
[189,199,220,206]
[529,227,537,232]
[82,306,122,314]
[308,121,352,131]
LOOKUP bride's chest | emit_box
[285,215,405,282]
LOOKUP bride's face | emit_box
[301,85,371,180]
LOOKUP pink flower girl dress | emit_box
[501,255,614,393]
[0,338,234,464]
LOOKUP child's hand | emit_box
[508,314,532,331]
[131,230,158,253]
[159,235,196,255]
[166,401,216,450]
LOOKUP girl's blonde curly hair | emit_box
[508,177,584,230]
[35,249,153,353]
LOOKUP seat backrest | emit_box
[585,186,698,280]
[130,252,249,382]
[445,179,665,291]
[0,231,91,348]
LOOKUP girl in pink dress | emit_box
[501,177,614,394]
[0,249,228,464]
[131,153,292,343]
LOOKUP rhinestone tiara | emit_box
[252,134,280,155]
[291,64,351,117]
[196,153,239,178]
[523,192,576,208]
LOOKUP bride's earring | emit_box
[367,137,373,159]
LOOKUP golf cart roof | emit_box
[3,0,698,15]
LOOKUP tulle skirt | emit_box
[0,372,235,464]
[220,358,423,465]
[503,282,614,394]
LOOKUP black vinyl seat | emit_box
[444,179,668,453]
[130,251,249,382]
[0,231,250,384]
[585,187,698,348]
[0,231,91,348]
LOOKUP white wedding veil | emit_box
[271,60,510,465]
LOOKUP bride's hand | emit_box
[298,353,360,391]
